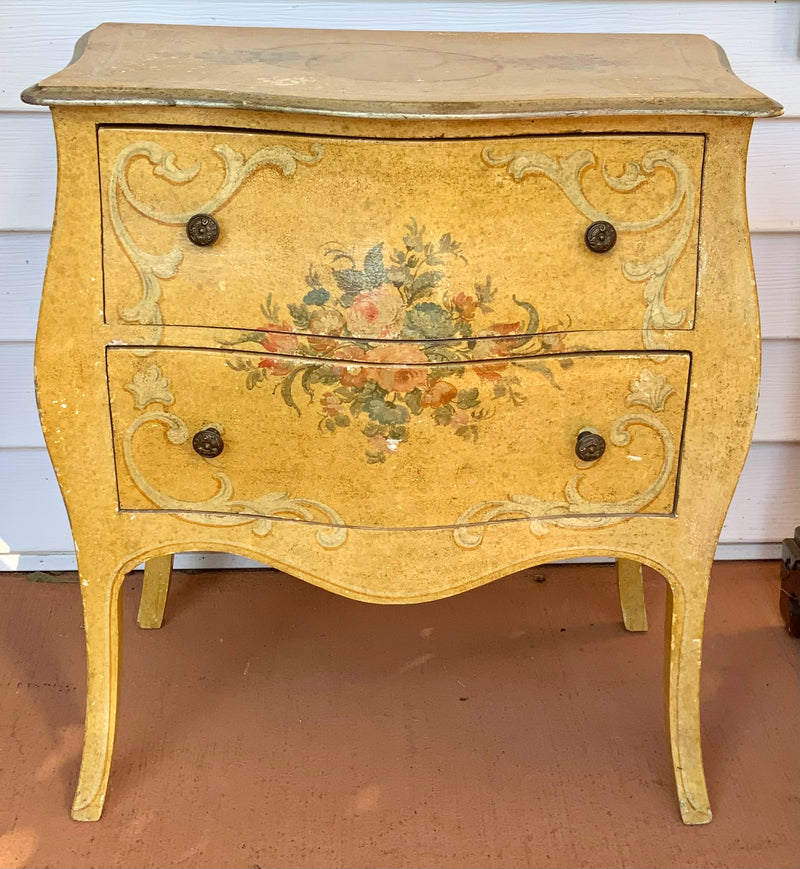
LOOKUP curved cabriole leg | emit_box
[137,554,173,629]
[663,561,713,825]
[71,563,125,822]
[617,558,648,631]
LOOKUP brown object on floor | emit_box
[0,560,797,869]
[780,529,800,637]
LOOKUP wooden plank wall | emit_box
[1,0,798,570]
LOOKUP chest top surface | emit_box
[22,22,781,119]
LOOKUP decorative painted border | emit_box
[482,146,695,349]
[108,140,324,350]
[452,369,678,548]
[120,365,347,548]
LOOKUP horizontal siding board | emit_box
[0,113,798,233]
[0,442,796,555]
[0,232,47,341]
[0,339,796,447]
[3,0,799,115]
[752,233,800,339]
[754,339,800,443]
[3,231,795,342]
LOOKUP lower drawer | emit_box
[107,347,689,537]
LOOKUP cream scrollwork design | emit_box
[452,371,678,549]
[121,366,347,548]
[625,368,675,412]
[109,140,325,350]
[482,146,695,349]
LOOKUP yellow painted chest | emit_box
[22,23,781,822]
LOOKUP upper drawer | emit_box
[99,127,703,346]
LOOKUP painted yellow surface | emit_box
[136,554,172,629]
[99,127,703,349]
[107,349,689,532]
[26,27,777,827]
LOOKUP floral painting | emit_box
[227,220,565,462]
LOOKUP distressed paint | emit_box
[27,27,778,826]
[99,128,704,349]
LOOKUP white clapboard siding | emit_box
[1,113,798,233]
[1,0,798,570]
[0,443,796,561]
[3,231,797,343]
[1,339,796,447]
[3,0,800,116]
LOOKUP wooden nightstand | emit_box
[22,24,781,823]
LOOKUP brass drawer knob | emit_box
[192,427,224,458]
[575,430,606,462]
[186,213,220,247]
[584,221,617,253]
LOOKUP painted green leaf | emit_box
[300,365,321,400]
[364,396,410,426]
[516,360,560,390]
[404,388,423,415]
[456,387,480,410]
[246,369,265,390]
[438,232,465,260]
[333,268,368,294]
[513,294,540,334]
[455,424,479,442]
[363,243,386,287]
[408,270,443,302]
[475,277,495,311]
[287,303,311,330]
[280,365,305,415]
[403,217,424,251]
[303,287,330,306]
[386,264,410,287]
[261,292,281,321]
[334,414,350,427]
[403,302,457,338]
[433,405,454,426]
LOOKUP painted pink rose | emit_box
[260,322,300,355]
[366,344,429,394]
[258,322,299,375]
[330,345,371,389]
[320,392,343,417]
[345,285,406,339]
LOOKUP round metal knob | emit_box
[186,213,220,247]
[584,221,617,253]
[192,427,224,458]
[575,430,606,462]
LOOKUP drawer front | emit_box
[99,128,703,349]
[107,348,690,542]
